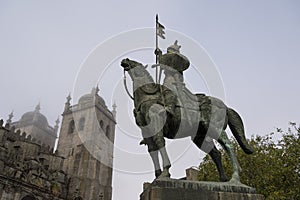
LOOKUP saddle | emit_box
[135,82,210,121]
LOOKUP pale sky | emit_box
[0,1,299,200]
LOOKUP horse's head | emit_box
[121,58,142,71]
[121,58,157,101]
[121,58,152,81]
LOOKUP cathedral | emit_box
[0,87,116,200]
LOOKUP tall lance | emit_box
[154,14,166,84]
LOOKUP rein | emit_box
[123,70,134,100]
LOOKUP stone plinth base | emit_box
[140,179,264,200]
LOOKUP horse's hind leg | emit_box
[193,136,228,182]
[209,146,229,182]
[217,131,242,183]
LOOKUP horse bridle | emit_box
[123,69,134,100]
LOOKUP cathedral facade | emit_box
[0,87,116,200]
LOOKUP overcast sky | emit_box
[0,1,299,200]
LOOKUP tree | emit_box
[198,122,300,199]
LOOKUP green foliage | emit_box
[198,122,300,200]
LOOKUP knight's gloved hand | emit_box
[154,48,162,56]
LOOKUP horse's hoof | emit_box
[220,175,229,182]
[157,170,171,179]
[229,178,242,185]
[155,169,162,178]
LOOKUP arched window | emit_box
[21,195,36,200]
[68,120,75,134]
[106,125,110,138]
[100,120,104,129]
[78,117,85,131]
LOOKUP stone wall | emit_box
[0,89,116,200]
[0,119,68,200]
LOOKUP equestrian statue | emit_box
[120,40,254,184]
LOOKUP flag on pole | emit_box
[155,14,165,83]
[156,17,166,39]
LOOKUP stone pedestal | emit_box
[140,179,264,200]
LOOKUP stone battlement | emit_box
[0,119,55,155]
[0,119,68,199]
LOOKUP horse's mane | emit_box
[141,66,155,83]
[133,65,162,95]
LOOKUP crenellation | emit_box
[5,122,10,129]
[10,125,15,133]
[26,134,31,142]
[14,130,21,141]
[15,129,20,135]
[20,132,26,141]
[0,120,69,199]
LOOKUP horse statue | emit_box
[121,58,253,183]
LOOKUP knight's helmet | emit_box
[160,40,190,73]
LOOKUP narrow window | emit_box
[68,120,75,134]
[78,117,85,131]
[100,120,104,129]
[106,125,110,138]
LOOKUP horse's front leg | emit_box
[150,150,163,178]
[153,131,171,178]
[158,147,171,178]
[146,104,171,178]
[141,103,171,179]
[142,136,162,178]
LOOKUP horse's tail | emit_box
[227,107,254,154]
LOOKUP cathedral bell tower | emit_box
[57,86,116,200]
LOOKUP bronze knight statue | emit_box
[156,40,190,117]
[121,41,254,184]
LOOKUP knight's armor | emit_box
[159,41,190,116]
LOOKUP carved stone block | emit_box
[140,179,264,200]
